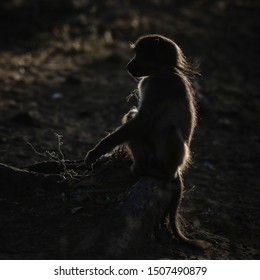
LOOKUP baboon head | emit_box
[126,34,183,78]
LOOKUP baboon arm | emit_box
[85,101,154,167]
[86,115,146,163]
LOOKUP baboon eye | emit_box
[136,51,150,62]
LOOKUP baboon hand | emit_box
[84,149,98,170]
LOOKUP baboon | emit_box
[85,34,209,249]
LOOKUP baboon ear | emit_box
[129,41,135,49]
[153,38,160,47]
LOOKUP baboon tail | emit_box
[169,173,210,249]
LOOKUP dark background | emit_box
[0,0,259,259]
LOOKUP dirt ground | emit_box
[0,0,259,259]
